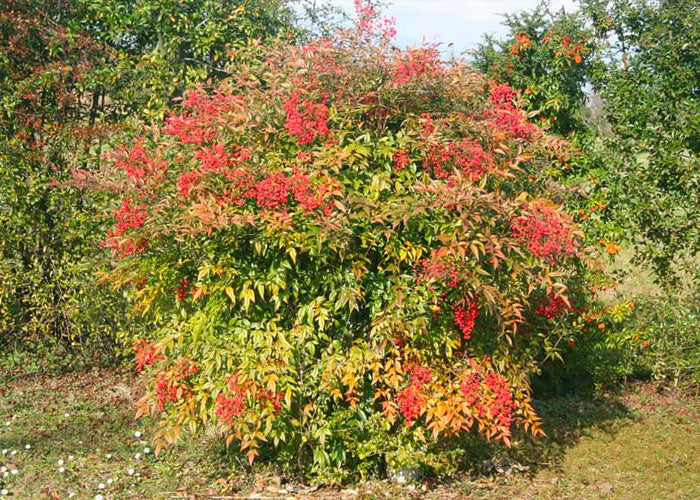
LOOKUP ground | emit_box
[1,366,698,500]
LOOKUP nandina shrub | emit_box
[76,3,596,482]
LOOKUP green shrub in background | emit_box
[536,295,700,393]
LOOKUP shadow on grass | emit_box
[454,387,634,478]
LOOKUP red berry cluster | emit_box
[245,172,291,209]
[290,170,337,215]
[215,373,282,424]
[535,295,573,319]
[110,198,148,236]
[489,83,518,107]
[354,0,396,40]
[423,138,492,180]
[113,138,165,181]
[103,198,149,257]
[392,46,442,85]
[416,249,459,288]
[392,150,410,172]
[459,366,514,429]
[511,202,577,263]
[133,339,163,372]
[155,359,198,411]
[283,92,329,145]
[452,299,479,339]
[487,83,537,139]
[396,362,432,423]
[177,170,201,198]
[163,89,244,146]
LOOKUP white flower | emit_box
[68,492,76,499]
[4,421,9,426]
[1,449,7,455]
[107,479,114,485]
[127,468,135,476]
[105,453,112,459]
[97,483,105,489]
[2,472,8,478]
[1,489,7,496]
[0,467,5,472]
[59,467,65,473]
[69,455,75,460]
[25,444,31,450]
[95,495,104,500]
[134,453,141,460]
[134,431,142,438]
[10,469,17,475]
[143,447,151,454]
[57,459,64,466]
[10,450,17,456]
[64,413,70,418]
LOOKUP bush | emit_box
[75,4,596,482]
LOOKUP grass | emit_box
[1,367,698,500]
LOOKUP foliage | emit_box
[473,1,594,136]
[633,297,700,388]
[74,4,598,481]
[538,294,700,393]
[0,0,296,355]
[579,0,700,283]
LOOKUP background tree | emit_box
[473,2,594,136]
[581,0,700,283]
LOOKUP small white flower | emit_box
[10,469,17,475]
[57,459,64,466]
[69,455,75,460]
[4,421,9,426]
[64,413,70,418]
[10,450,17,456]
[143,447,151,454]
[1,489,7,496]
[107,478,114,485]
[68,492,76,499]
[2,472,8,478]
[0,467,5,472]
[97,482,105,489]
[127,468,135,476]
[134,431,142,438]
[25,444,31,450]
[1,449,7,455]
[105,453,112,459]
[94,495,104,500]
[134,453,141,460]
[58,467,65,473]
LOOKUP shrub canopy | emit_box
[78,3,595,481]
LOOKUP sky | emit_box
[331,0,579,55]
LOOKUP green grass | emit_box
[0,369,241,499]
[1,368,698,500]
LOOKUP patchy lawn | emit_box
[0,368,698,500]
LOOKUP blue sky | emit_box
[332,0,578,55]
